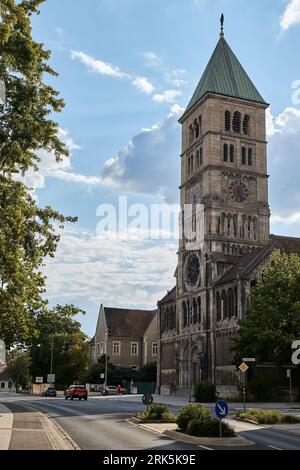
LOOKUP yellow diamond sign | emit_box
[239,362,249,373]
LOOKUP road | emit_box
[1,395,300,450]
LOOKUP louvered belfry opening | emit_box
[225,110,231,131]
[232,111,241,132]
[243,114,250,134]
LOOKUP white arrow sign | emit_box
[217,404,226,416]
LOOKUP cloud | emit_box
[71,49,155,96]
[143,51,162,67]
[101,105,183,203]
[44,225,177,318]
[164,69,187,87]
[132,76,155,95]
[152,89,182,103]
[280,0,300,30]
[22,128,102,190]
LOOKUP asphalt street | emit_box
[2,396,300,450]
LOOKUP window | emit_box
[243,114,249,135]
[223,143,228,162]
[152,342,158,356]
[230,144,234,163]
[200,147,203,165]
[113,341,120,355]
[248,148,252,166]
[190,154,194,172]
[1,382,5,389]
[194,119,199,139]
[96,343,100,355]
[196,149,200,167]
[225,110,231,131]
[187,157,190,174]
[189,124,194,144]
[232,111,241,133]
[131,342,138,356]
[242,147,246,165]
[100,342,104,355]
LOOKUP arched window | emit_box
[193,298,197,324]
[196,149,200,167]
[242,147,246,165]
[221,290,228,319]
[190,154,194,172]
[225,111,231,131]
[200,147,203,165]
[228,288,233,318]
[243,114,250,135]
[248,148,252,166]
[223,143,228,162]
[233,111,241,133]
[189,124,194,144]
[216,293,221,321]
[230,144,234,163]
[194,119,199,139]
[234,287,238,317]
[182,302,187,327]
[197,297,201,324]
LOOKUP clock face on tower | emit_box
[185,254,200,287]
[228,181,249,203]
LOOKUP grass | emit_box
[236,408,300,424]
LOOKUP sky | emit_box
[26,0,300,337]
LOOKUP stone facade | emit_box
[89,305,158,370]
[157,33,300,396]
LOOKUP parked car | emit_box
[42,387,57,397]
[65,384,88,400]
[100,385,126,396]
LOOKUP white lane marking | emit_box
[268,445,283,450]
[198,445,213,450]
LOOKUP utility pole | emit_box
[104,329,108,390]
[50,335,54,374]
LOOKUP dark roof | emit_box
[158,286,176,306]
[181,35,267,120]
[215,245,271,286]
[270,234,300,256]
[0,365,10,381]
[104,307,157,338]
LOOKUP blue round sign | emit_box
[215,400,228,419]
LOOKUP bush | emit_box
[280,414,300,424]
[137,403,176,422]
[248,376,281,402]
[186,418,235,438]
[237,409,280,424]
[176,404,211,432]
[193,382,217,403]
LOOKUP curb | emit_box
[163,430,254,447]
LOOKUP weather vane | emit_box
[220,13,224,36]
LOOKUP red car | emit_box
[65,385,88,400]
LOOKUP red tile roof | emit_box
[104,307,157,338]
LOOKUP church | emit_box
[157,20,300,396]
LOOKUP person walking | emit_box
[116,384,121,399]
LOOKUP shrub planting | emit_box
[237,408,300,424]
[186,418,235,438]
[137,403,176,422]
[176,404,211,433]
[193,382,218,403]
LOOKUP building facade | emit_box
[89,305,158,370]
[157,28,300,395]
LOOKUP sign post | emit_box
[215,400,228,438]
[239,362,249,412]
[287,369,293,409]
[35,377,43,384]
[47,374,55,384]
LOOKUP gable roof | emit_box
[270,234,300,256]
[158,286,176,306]
[181,35,267,120]
[104,307,157,338]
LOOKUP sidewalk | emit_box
[0,401,79,450]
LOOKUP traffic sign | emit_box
[47,374,55,384]
[215,400,228,419]
[243,358,256,362]
[35,377,43,383]
[239,362,249,373]
[100,373,105,379]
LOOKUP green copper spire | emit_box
[181,29,267,120]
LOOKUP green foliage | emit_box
[137,403,176,422]
[0,0,68,174]
[237,409,280,424]
[176,404,211,432]
[193,382,218,403]
[247,375,281,402]
[84,361,157,386]
[186,418,235,438]
[29,304,88,387]
[7,351,31,388]
[232,250,300,367]
[280,414,300,423]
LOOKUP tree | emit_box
[29,304,88,387]
[232,250,300,367]
[0,0,68,174]
[7,351,31,389]
[0,1,77,347]
[0,178,76,347]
